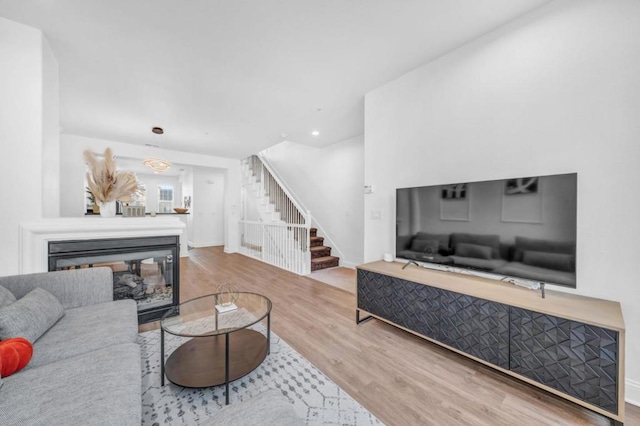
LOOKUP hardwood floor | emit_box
[141,247,640,426]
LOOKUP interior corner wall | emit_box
[181,169,194,245]
[0,18,47,275]
[261,136,365,267]
[41,35,60,218]
[363,0,640,403]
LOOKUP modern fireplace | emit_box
[48,236,180,323]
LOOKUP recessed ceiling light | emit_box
[311,130,320,137]
[152,127,164,135]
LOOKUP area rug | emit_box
[139,328,381,425]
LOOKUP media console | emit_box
[356,261,625,425]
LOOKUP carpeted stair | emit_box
[310,227,339,271]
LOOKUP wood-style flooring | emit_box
[141,247,640,426]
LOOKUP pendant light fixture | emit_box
[143,127,171,173]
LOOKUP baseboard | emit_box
[340,261,358,269]
[627,379,640,407]
[191,241,224,248]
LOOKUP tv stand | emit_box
[356,260,625,425]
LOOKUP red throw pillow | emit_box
[0,337,33,377]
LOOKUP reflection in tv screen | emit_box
[396,173,577,288]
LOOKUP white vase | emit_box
[98,201,117,218]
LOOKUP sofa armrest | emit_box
[0,268,113,309]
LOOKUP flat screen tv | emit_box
[396,173,577,288]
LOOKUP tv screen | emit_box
[396,173,577,288]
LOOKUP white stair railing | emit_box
[239,155,311,275]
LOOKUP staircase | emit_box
[310,227,339,271]
[239,155,340,275]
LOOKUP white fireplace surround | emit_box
[20,217,187,274]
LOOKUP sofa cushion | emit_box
[513,236,575,262]
[415,232,450,251]
[27,299,138,370]
[522,251,575,272]
[451,233,501,259]
[198,388,303,426]
[0,288,65,343]
[0,342,141,426]
[0,285,16,308]
[455,243,493,260]
[410,239,440,254]
[450,256,507,271]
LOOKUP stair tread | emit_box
[311,256,339,263]
[310,246,330,252]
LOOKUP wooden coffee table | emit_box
[160,292,272,404]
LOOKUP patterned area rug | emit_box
[139,328,381,425]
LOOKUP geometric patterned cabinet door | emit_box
[440,290,510,369]
[509,307,619,414]
[357,270,441,340]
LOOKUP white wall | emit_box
[364,0,640,403]
[41,35,60,218]
[0,18,51,275]
[191,167,225,247]
[261,136,364,267]
[59,133,241,252]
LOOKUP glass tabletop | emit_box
[160,292,272,337]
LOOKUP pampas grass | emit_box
[84,148,139,203]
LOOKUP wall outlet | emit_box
[370,209,383,220]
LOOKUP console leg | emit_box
[356,309,373,324]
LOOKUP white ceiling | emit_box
[0,0,549,159]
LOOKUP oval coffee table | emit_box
[160,292,272,404]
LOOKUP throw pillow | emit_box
[455,243,493,260]
[0,337,33,377]
[410,239,440,255]
[415,232,450,251]
[0,285,16,308]
[0,288,65,343]
[513,236,575,262]
[451,233,501,259]
[522,251,575,272]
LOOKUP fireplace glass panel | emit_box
[52,249,175,312]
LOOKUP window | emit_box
[157,185,174,213]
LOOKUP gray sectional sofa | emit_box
[0,267,141,425]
